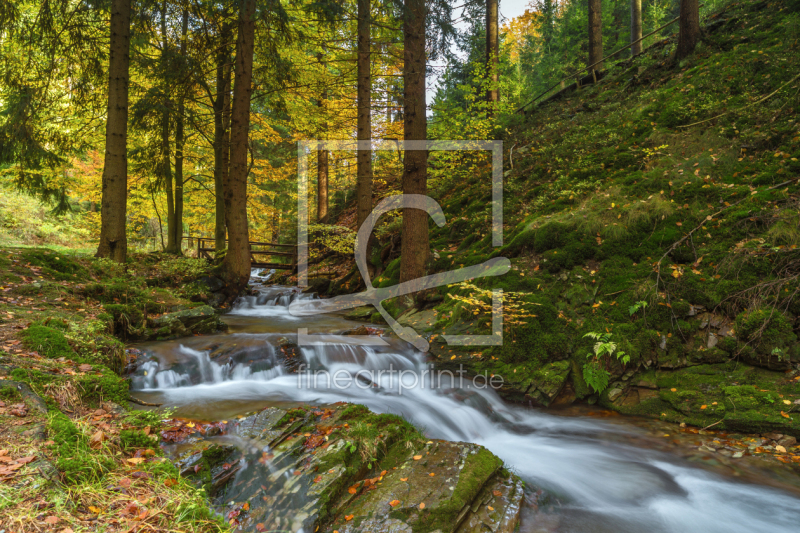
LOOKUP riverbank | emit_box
[0,247,230,532]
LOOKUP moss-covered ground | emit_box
[0,246,228,532]
[314,0,800,441]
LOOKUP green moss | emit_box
[20,250,88,281]
[47,411,114,483]
[21,325,76,359]
[119,429,158,452]
[413,448,502,533]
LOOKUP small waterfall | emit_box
[230,287,317,318]
[132,341,284,390]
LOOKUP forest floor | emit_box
[0,248,228,532]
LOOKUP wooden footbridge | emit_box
[193,237,298,272]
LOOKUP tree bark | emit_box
[630,0,642,56]
[96,0,131,262]
[400,0,428,285]
[172,8,188,255]
[317,140,329,223]
[356,0,373,230]
[588,0,603,72]
[222,0,255,294]
[317,51,329,224]
[161,0,177,254]
[678,0,700,59]
[485,0,499,113]
[214,19,232,252]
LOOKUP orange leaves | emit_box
[389,500,400,507]
[412,455,422,460]
[314,475,323,483]
[164,478,178,487]
[348,485,358,495]
[780,411,791,419]
[492,490,502,497]
[345,514,354,521]
[419,502,426,509]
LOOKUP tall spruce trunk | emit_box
[172,8,189,254]
[96,0,131,262]
[161,0,178,254]
[222,0,255,295]
[317,51,329,224]
[356,0,373,230]
[678,0,700,59]
[485,0,499,112]
[214,21,232,252]
[588,0,603,72]
[317,139,329,223]
[630,0,642,56]
[400,0,428,285]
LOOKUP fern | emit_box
[582,360,609,394]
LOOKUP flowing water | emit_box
[130,274,800,533]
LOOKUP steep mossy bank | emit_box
[316,0,800,438]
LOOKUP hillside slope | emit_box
[322,0,800,439]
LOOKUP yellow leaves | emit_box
[700,405,707,410]
[487,505,494,511]
[400,477,408,482]
[88,505,102,514]
[419,502,426,510]
[126,458,145,465]
[428,472,435,477]
[670,388,677,392]
[780,411,791,419]
[776,445,787,453]
[783,400,792,405]
[413,455,423,460]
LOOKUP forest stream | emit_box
[128,272,800,533]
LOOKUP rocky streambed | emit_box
[129,282,800,533]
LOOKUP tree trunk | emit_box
[96,0,131,262]
[172,8,188,255]
[222,0,255,295]
[317,51,329,224]
[400,0,428,285]
[588,0,603,72]
[678,0,700,59]
[317,141,329,223]
[485,0,499,113]
[630,0,642,56]
[161,0,177,254]
[214,20,232,252]
[356,0,372,230]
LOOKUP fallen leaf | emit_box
[428,472,435,477]
[419,502,426,509]
[783,400,791,405]
[700,405,707,410]
[400,477,408,482]
[345,514,354,521]
[776,445,787,453]
[413,455,422,460]
[492,490,502,497]
[44,516,59,525]
[88,505,102,514]
[488,505,494,511]
[389,500,400,507]
[164,478,178,487]
[89,430,106,449]
[314,475,323,483]
[126,457,145,465]
[780,411,791,419]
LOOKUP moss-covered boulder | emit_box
[148,305,221,339]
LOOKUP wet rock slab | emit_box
[165,405,524,533]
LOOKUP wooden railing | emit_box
[193,237,298,272]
